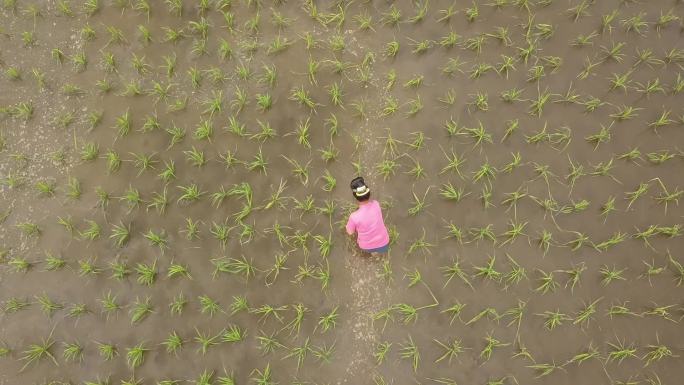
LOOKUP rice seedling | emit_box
[7,256,32,273]
[479,332,510,362]
[593,231,627,252]
[126,342,149,369]
[62,341,83,362]
[16,221,41,238]
[399,335,421,372]
[464,121,493,149]
[78,257,102,277]
[20,331,58,371]
[598,265,627,287]
[44,252,66,271]
[642,303,678,323]
[96,341,118,361]
[35,180,56,197]
[134,259,157,286]
[537,308,571,331]
[642,339,677,367]
[606,337,638,364]
[4,297,30,313]
[535,269,559,294]
[99,291,121,319]
[79,219,101,241]
[35,293,63,317]
[130,296,153,323]
[472,162,497,185]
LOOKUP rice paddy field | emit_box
[1,0,684,384]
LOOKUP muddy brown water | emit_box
[1,1,684,384]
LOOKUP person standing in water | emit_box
[345,177,390,255]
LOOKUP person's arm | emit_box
[345,216,356,235]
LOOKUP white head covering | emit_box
[354,185,370,197]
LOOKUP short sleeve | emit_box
[345,215,356,235]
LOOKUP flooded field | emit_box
[1,1,683,384]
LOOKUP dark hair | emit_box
[350,176,370,202]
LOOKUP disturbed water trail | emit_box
[337,104,392,383]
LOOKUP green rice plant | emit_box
[441,301,466,326]
[35,180,56,197]
[637,261,667,286]
[78,258,101,276]
[408,187,431,216]
[160,331,183,356]
[624,182,650,210]
[67,303,89,319]
[282,337,312,371]
[8,256,31,273]
[472,255,502,283]
[441,258,473,290]
[126,342,148,369]
[642,303,678,323]
[593,231,627,252]
[20,332,58,371]
[62,341,83,362]
[191,328,220,356]
[570,297,601,329]
[31,68,47,90]
[501,300,527,340]
[255,330,285,358]
[5,66,21,81]
[130,296,153,324]
[282,156,311,185]
[648,109,675,133]
[609,70,634,92]
[197,295,222,317]
[94,341,118,362]
[166,260,190,280]
[606,337,637,364]
[636,78,665,98]
[183,146,206,168]
[535,269,559,294]
[504,256,527,289]
[621,12,648,36]
[566,342,602,366]
[469,224,496,245]
[499,220,528,246]
[399,335,420,372]
[79,220,101,241]
[212,256,256,281]
[250,363,275,385]
[527,361,565,378]
[167,292,187,316]
[472,162,497,184]
[464,121,493,149]
[7,102,34,121]
[280,303,308,336]
[44,253,66,271]
[109,260,131,281]
[464,1,479,22]
[135,260,157,286]
[4,297,30,313]
[99,291,121,319]
[177,183,205,204]
[642,337,677,366]
[599,265,627,287]
[537,310,570,330]
[610,105,641,121]
[16,222,41,238]
[467,92,489,112]
[479,332,509,362]
[529,88,552,117]
[35,293,63,316]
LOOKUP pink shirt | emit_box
[345,200,390,250]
